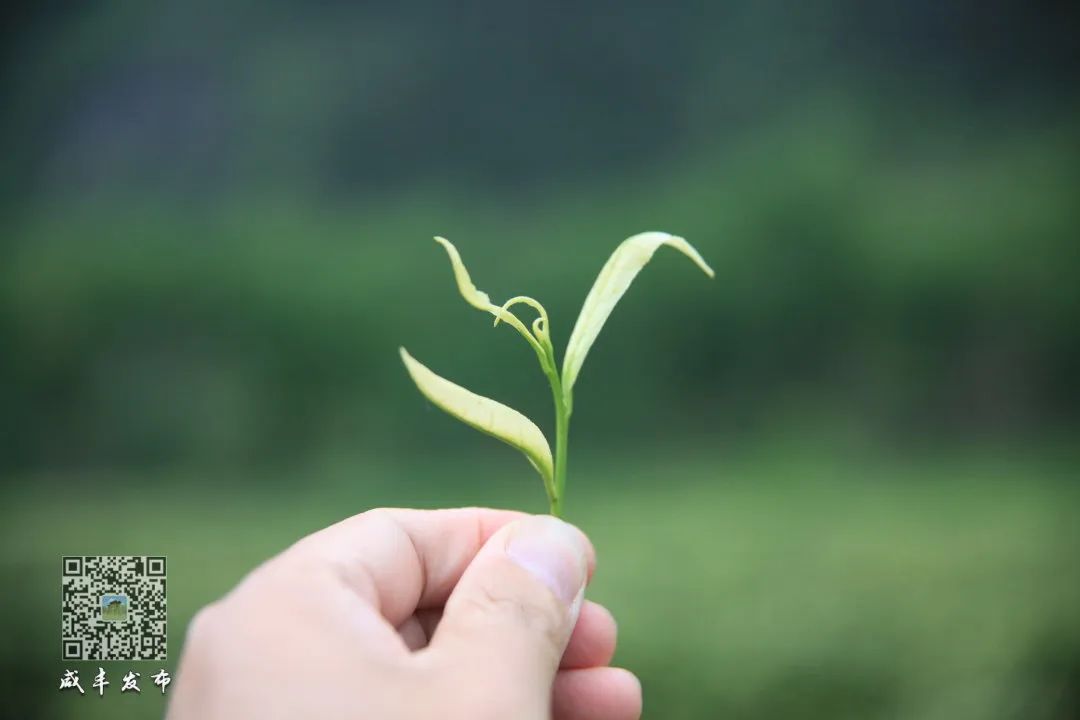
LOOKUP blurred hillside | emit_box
[3,0,1079,473]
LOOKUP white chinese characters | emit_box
[93,667,108,696]
[59,669,84,694]
[152,669,172,694]
[121,671,141,693]
[59,668,170,697]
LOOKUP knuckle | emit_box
[355,507,396,531]
[177,604,231,682]
[183,602,222,650]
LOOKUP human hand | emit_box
[167,508,641,719]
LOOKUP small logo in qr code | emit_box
[101,594,128,622]
[61,556,167,661]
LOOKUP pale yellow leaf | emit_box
[433,236,546,357]
[562,232,714,397]
[434,236,493,311]
[400,347,554,486]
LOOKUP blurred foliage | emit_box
[2,1,1079,718]
[3,105,1079,471]
[3,1,1079,472]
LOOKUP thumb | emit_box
[428,515,592,709]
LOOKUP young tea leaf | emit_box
[562,232,714,399]
[399,347,555,492]
[434,236,497,313]
[434,236,548,361]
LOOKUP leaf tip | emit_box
[399,346,418,375]
[666,233,715,279]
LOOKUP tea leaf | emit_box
[562,232,714,399]
[399,347,555,491]
[434,236,547,360]
[434,236,496,312]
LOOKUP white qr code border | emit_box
[61,555,167,661]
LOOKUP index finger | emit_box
[289,507,596,627]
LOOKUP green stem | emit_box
[545,367,570,518]
[534,324,570,518]
[553,393,570,518]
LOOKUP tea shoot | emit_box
[401,232,713,517]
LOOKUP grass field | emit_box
[4,446,1079,719]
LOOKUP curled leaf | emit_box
[493,295,549,332]
[562,232,714,398]
[400,347,555,491]
[494,295,553,354]
[434,236,545,358]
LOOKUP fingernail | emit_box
[505,516,588,608]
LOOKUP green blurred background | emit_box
[3,2,1079,718]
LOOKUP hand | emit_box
[167,508,641,719]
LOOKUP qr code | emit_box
[61,556,167,661]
